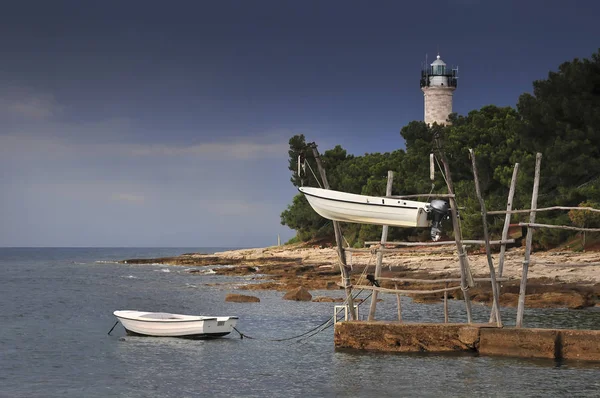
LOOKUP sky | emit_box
[1,0,599,248]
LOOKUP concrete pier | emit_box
[334,322,600,361]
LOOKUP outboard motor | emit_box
[428,199,450,241]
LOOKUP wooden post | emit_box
[516,153,542,328]
[498,163,519,277]
[368,171,394,320]
[469,149,502,327]
[444,282,449,323]
[395,283,402,321]
[309,143,356,320]
[434,135,473,323]
[489,163,519,323]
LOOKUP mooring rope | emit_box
[231,288,373,343]
[107,320,120,335]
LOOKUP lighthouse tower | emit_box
[420,54,458,125]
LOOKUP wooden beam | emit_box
[385,193,456,199]
[469,148,502,327]
[433,135,473,323]
[519,223,600,232]
[355,284,462,295]
[498,163,519,277]
[362,239,515,247]
[516,153,542,328]
[368,170,394,321]
[488,206,600,215]
[376,276,511,283]
[310,143,356,320]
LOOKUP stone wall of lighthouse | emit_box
[422,86,455,125]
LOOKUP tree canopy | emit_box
[281,49,600,248]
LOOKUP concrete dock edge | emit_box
[334,322,600,361]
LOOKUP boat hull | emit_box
[113,310,238,339]
[298,187,430,228]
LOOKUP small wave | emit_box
[155,268,171,273]
[185,268,216,274]
[123,262,164,266]
[95,260,119,264]
[211,264,236,269]
[123,275,138,279]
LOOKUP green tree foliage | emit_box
[280,134,411,245]
[281,50,600,248]
[517,49,600,204]
[568,201,600,250]
[568,201,600,228]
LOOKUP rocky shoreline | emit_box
[120,243,600,309]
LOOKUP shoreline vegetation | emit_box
[120,242,600,310]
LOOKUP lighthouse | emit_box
[420,54,458,125]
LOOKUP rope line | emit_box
[231,288,373,343]
[231,231,377,343]
[434,155,449,190]
[305,161,322,188]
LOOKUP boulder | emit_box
[312,296,344,303]
[225,293,260,303]
[283,286,312,301]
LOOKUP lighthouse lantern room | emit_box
[420,54,458,125]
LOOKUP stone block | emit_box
[334,322,481,353]
[560,329,600,361]
[479,328,558,359]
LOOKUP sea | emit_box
[1,247,600,398]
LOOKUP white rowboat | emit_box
[299,187,431,228]
[113,310,238,339]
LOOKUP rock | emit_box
[283,286,312,301]
[527,292,590,309]
[498,291,593,309]
[225,293,260,303]
[312,296,344,302]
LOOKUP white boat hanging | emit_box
[298,187,450,241]
[113,310,238,339]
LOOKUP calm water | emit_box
[1,247,600,398]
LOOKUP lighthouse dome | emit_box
[431,55,446,66]
[431,55,447,75]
